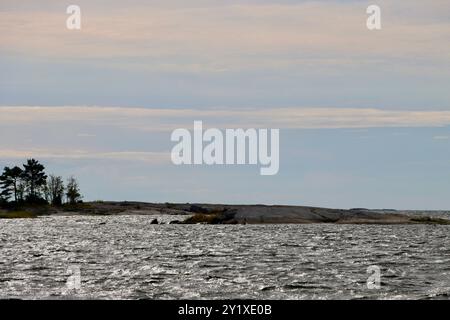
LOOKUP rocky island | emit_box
[2,201,449,225]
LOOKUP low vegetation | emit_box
[0,210,37,219]
[410,216,450,225]
[182,206,238,224]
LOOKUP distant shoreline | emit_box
[1,201,450,225]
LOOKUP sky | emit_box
[1,0,449,209]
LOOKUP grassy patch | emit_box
[182,209,238,224]
[183,213,220,224]
[0,211,37,219]
[61,202,93,212]
[410,216,450,225]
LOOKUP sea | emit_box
[1,215,449,299]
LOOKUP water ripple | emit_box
[0,216,449,299]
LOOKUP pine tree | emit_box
[0,166,24,203]
[22,159,47,203]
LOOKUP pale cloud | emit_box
[1,1,449,72]
[1,106,450,130]
[0,148,169,164]
[76,133,96,137]
[433,135,450,140]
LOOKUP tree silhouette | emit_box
[0,166,24,203]
[66,176,82,204]
[46,175,65,205]
[0,170,12,202]
[1,159,83,207]
[21,159,47,203]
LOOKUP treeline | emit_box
[0,159,82,206]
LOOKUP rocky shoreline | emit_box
[2,201,448,225]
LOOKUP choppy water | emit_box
[0,216,449,300]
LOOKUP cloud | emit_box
[1,106,450,130]
[0,148,169,164]
[1,1,449,73]
[3,105,449,163]
[3,105,448,178]
[76,133,96,137]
